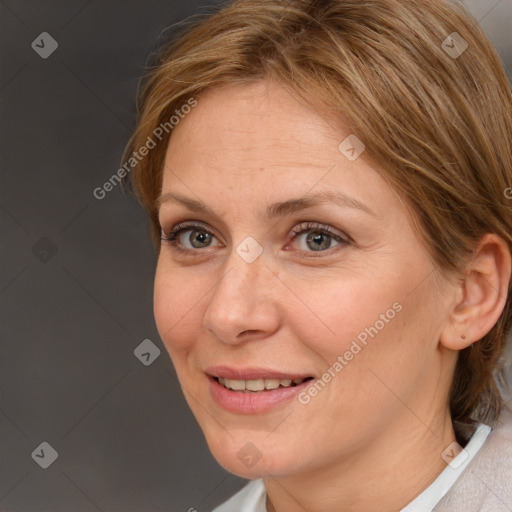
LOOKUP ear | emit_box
[440,233,511,350]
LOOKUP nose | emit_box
[202,247,281,345]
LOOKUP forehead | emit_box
[165,81,343,164]
[160,80,395,219]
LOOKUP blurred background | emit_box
[1,1,511,510]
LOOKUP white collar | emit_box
[212,423,492,512]
[400,423,491,511]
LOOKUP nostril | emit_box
[238,330,261,338]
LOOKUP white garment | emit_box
[212,409,512,511]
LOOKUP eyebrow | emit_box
[156,190,376,219]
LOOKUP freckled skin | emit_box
[154,80,462,511]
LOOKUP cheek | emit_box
[153,263,204,355]
[289,275,406,360]
[296,270,440,406]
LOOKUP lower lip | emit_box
[208,376,313,414]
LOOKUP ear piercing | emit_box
[461,334,466,340]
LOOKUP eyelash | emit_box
[160,221,350,258]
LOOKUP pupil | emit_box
[191,230,211,248]
[306,232,330,251]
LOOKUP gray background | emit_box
[1,1,511,511]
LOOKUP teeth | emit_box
[246,379,265,391]
[264,379,280,390]
[225,379,245,391]
[218,377,306,392]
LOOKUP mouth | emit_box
[205,367,315,414]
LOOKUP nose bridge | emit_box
[202,241,278,342]
[212,244,268,310]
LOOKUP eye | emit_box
[160,220,350,256]
[160,221,221,251]
[286,221,349,255]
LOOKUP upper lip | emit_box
[205,365,313,381]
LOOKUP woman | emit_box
[121,0,512,510]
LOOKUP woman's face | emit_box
[154,80,456,478]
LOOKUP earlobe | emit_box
[440,320,472,351]
[439,234,511,351]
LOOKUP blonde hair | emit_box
[122,0,512,445]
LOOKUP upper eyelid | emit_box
[163,220,341,235]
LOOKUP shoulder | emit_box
[212,479,266,512]
[435,407,512,511]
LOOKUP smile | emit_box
[206,368,316,414]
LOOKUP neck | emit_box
[264,410,456,512]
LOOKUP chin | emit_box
[203,430,302,479]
